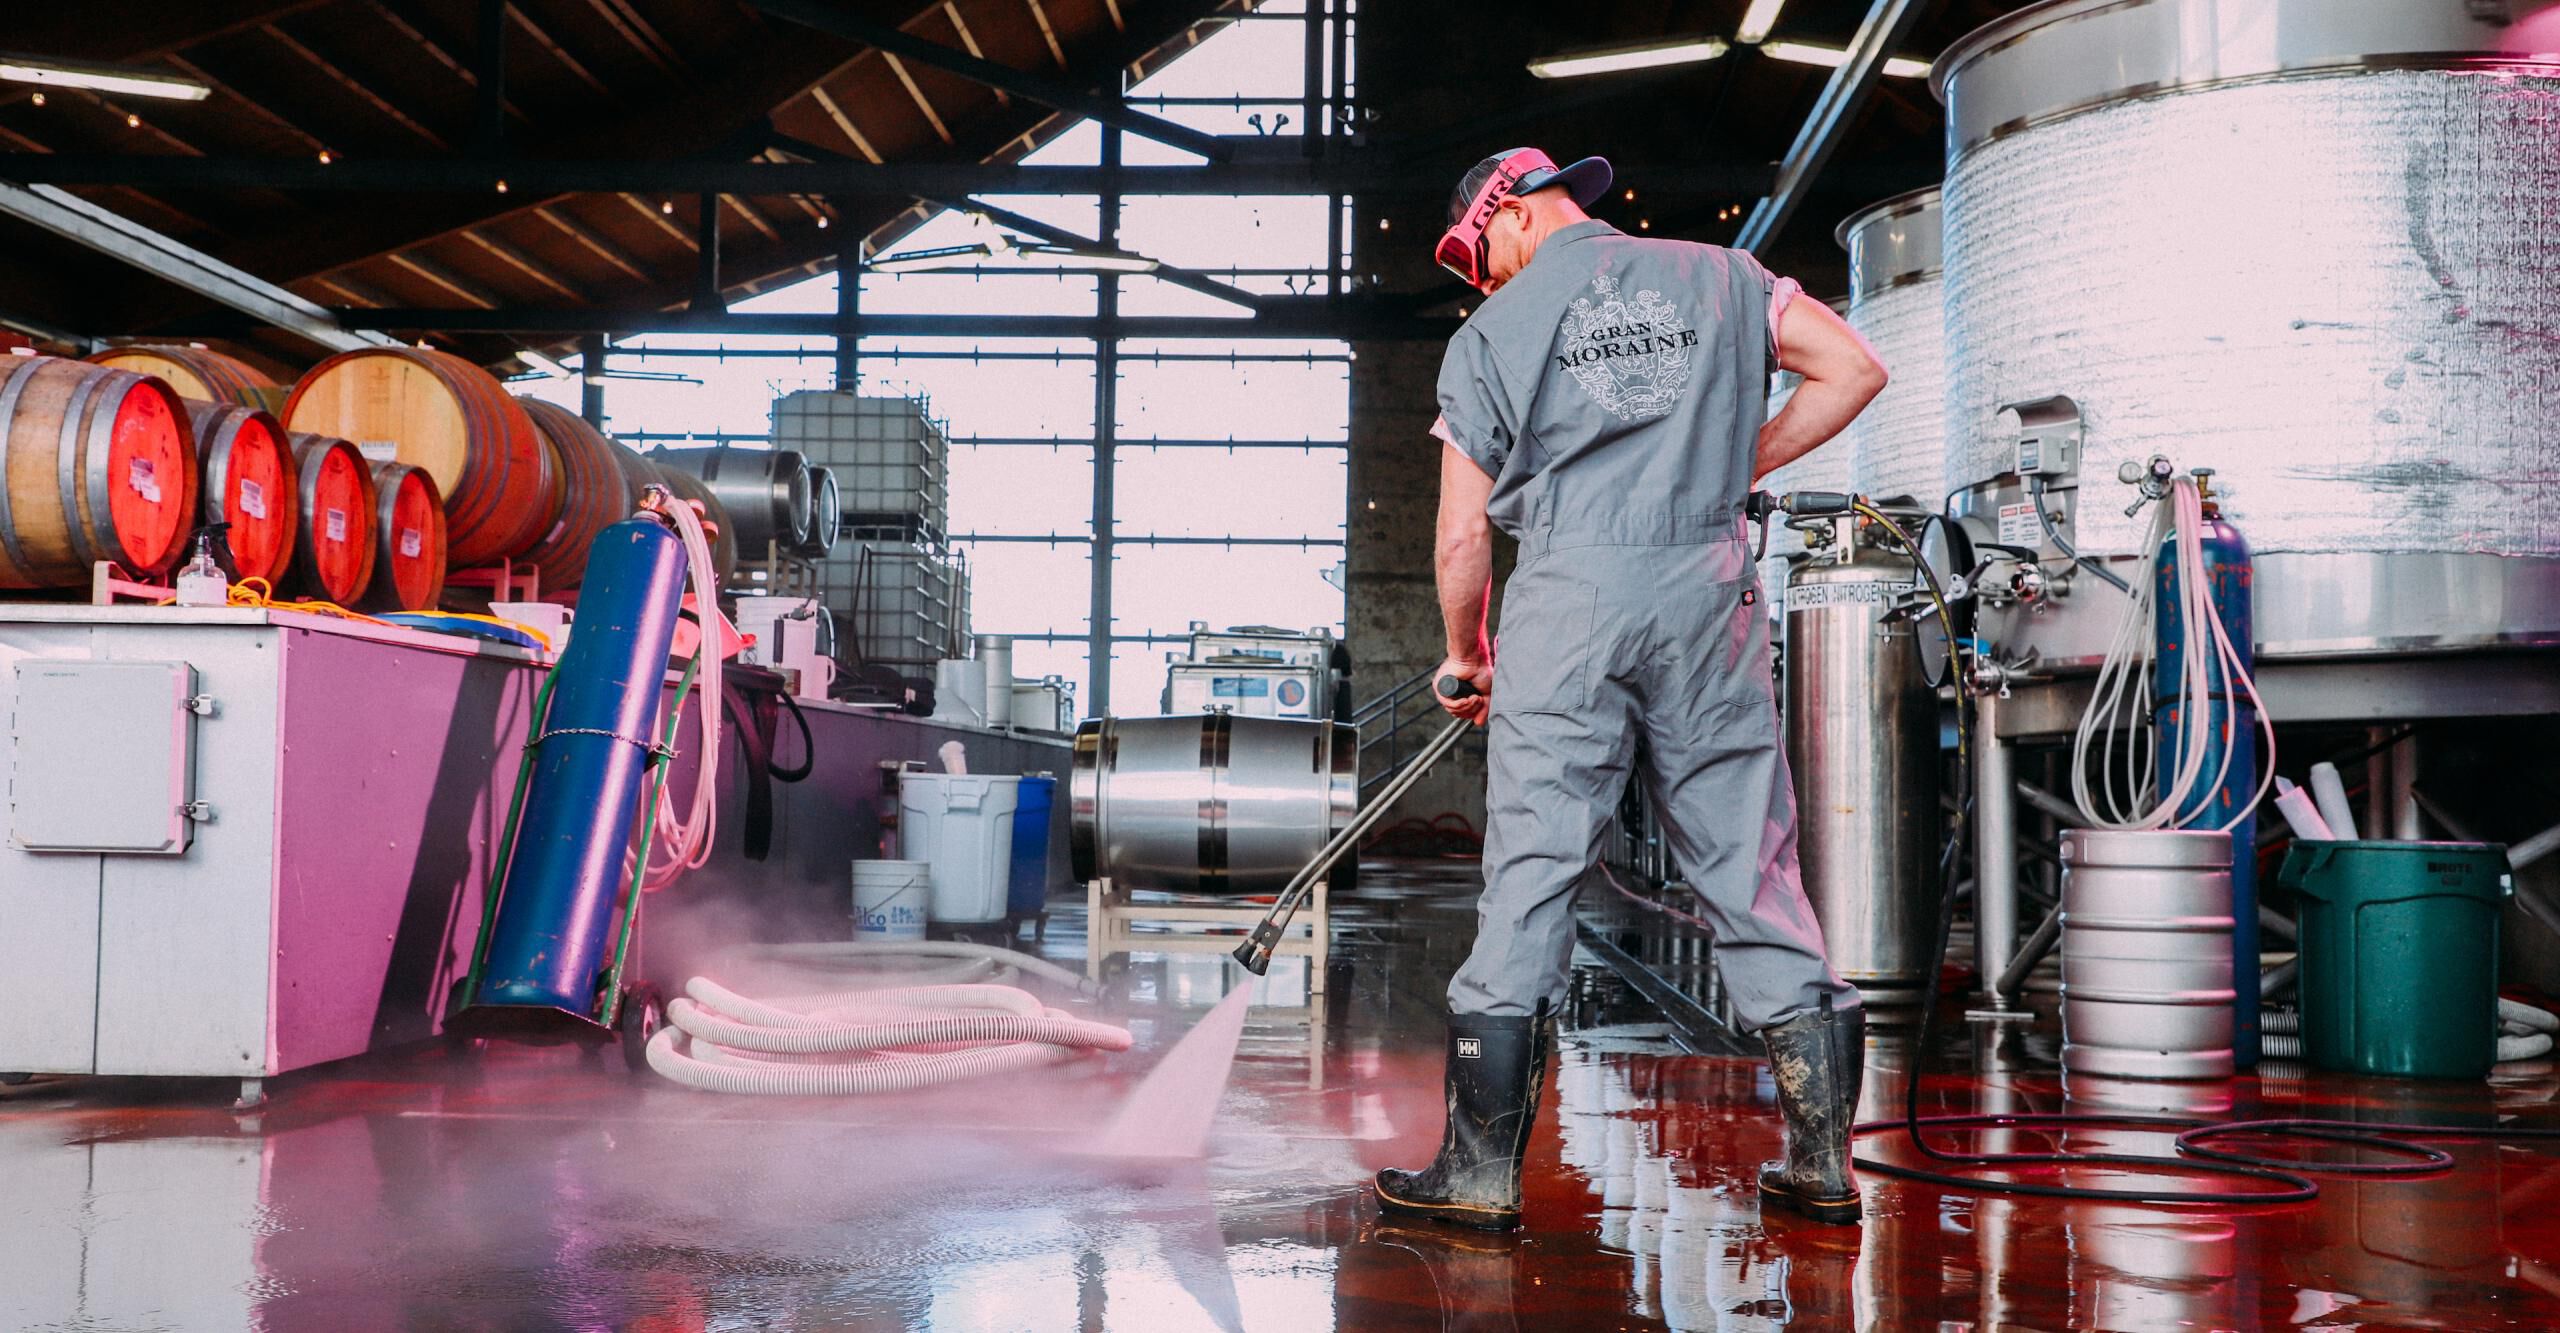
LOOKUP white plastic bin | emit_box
[852,859,931,940]
[896,774,1021,924]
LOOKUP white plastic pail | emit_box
[852,859,932,939]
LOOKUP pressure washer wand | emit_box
[1231,676,1483,975]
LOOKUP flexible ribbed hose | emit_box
[642,944,1132,1095]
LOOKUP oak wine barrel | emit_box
[0,354,199,587]
[516,398,640,591]
[285,433,378,606]
[90,345,279,412]
[366,461,447,611]
[187,401,297,586]
[283,348,555,569]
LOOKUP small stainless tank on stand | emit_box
[1784,516,1941,1007]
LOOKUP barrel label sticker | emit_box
[326,508,348,542]
[1785,580,1914,613]
[400,527,423,559]
[1212,677,1270,698]
[238,478,267,520]
[1998,502,2041,549]
[358,440,400,462]
[1277,678,1307,708]
[127,457,159,504]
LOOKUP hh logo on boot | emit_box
[1456,1038,1482,1059]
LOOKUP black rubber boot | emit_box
[1374,1007,1552,1231]
[1756,995,1865,1226]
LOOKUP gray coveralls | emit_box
[1434,220,1856,1032]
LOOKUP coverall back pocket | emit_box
[1493,580,1597,715]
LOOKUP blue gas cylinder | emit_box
[475,515,688,1020]
[2154,494,2260,1068]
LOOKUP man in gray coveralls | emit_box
[1375,148,1889,1231]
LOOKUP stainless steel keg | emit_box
[1070,713,1358,894]
[2060,828,2236,1080]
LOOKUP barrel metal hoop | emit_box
[1197,711,1231,889]
[0,356,48,579]
[57,367,111,571]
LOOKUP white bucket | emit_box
[897,773,1021,924]
[852,859,931,940]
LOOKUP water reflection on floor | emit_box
[6,859,2560,1329]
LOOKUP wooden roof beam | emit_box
[386,251,501,308]
[460,228,591,301]
[581,0,689,84]
[261,21,452,150]
[941,4,1007,106]
[806,85,885,162]
[882,54,956,145]
[531,205,653,283]
[743,0,1231,160]
[1021,0,1070,68]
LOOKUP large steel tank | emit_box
[1069,713,1358,894]
[1836,189,1946,509]
[1784,527,1940,1006]
[1936,0,2560,665]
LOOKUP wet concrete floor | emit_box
[8,858,2560,1330]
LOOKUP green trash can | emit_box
[2277,841,2513,1080]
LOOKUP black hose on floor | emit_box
[1831,499,2560,1208]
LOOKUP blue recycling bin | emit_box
[1008,775,1056,918]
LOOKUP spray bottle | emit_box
[174,523,232,607]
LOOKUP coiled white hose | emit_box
[642,942,1132,1095]
[2071,478,2277,832]
[640,485,723,892]
[2259,1000,2557,1063]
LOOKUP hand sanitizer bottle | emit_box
[174,525,231,608]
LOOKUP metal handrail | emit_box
[1353,665,1483,798]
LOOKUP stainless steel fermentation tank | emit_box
[1836,188,1946,509]
[1069,713,1359,894]
[652,445,814,557]
[1784,528,1941,1006]
[1935,0,2560,668]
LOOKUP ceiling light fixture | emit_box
[1736,0,1788,45]
[1527,36,1729,80]
[867,240,1160,275]
[1762,41,1931,78]
[0,54,210,102]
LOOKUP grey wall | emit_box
[1345,337,1499,832]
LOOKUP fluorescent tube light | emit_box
[867,241,1161,275]
[1528,37,1729,80]
[1736,0,1787,45]
[0,55,210,102]
[1762,41,1931,78]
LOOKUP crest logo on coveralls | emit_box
[1555,275,1697,422]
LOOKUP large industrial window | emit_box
[523,2,1356,715]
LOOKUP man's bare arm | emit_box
[1433,442,1497,723]
[1753,297,1888,484]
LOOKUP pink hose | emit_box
[644,978,1132,1096]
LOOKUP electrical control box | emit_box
[8,659,201,855]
